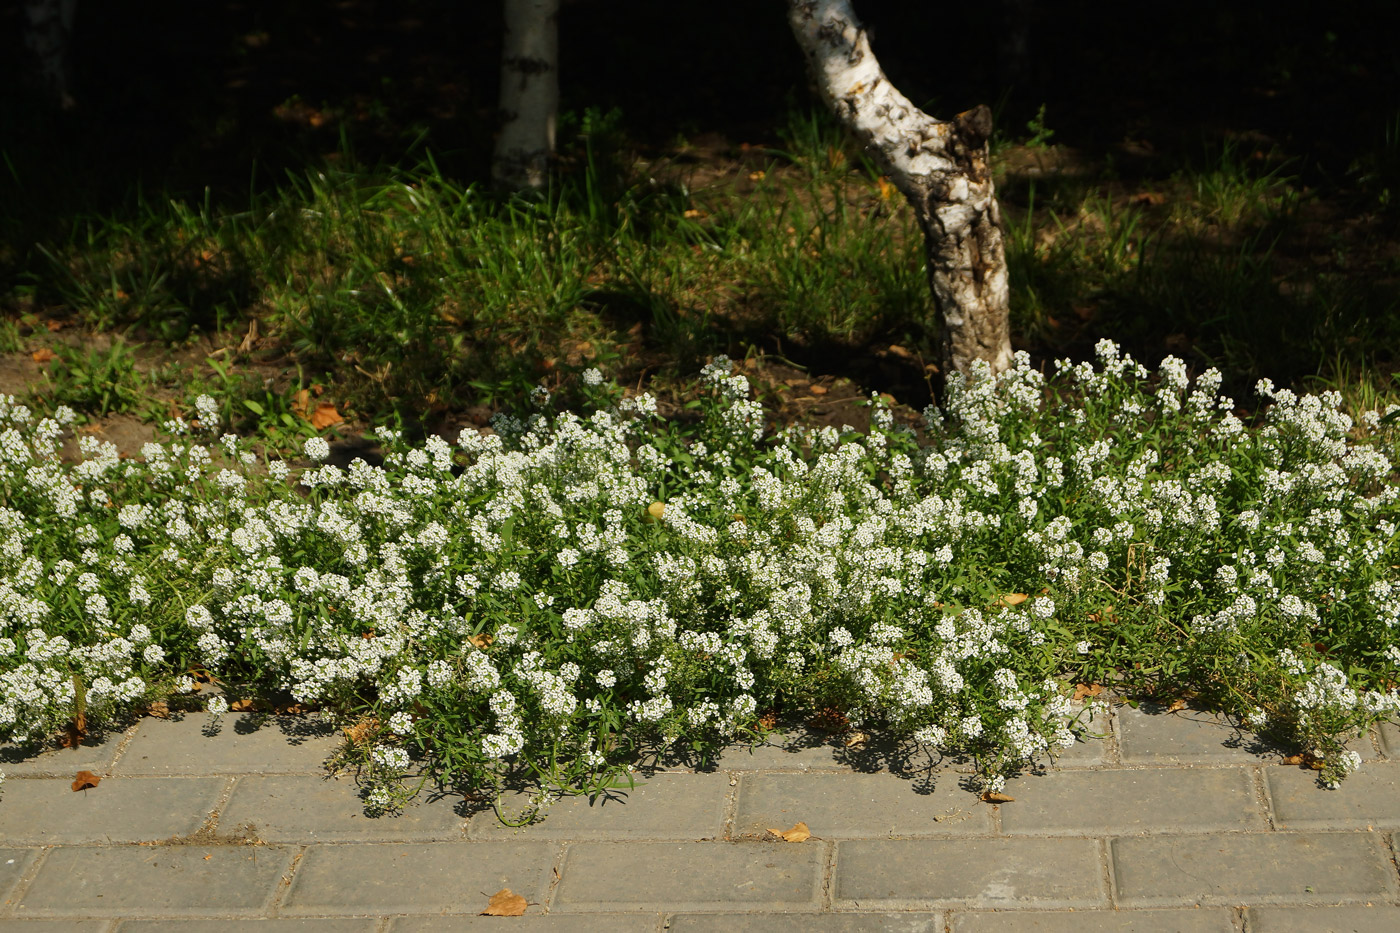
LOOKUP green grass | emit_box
[3,108,1398,438]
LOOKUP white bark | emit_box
[492,0,560,192]
[787,0,1013,379]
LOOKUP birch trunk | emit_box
[492,0,560,191]
[787,0,1013,379]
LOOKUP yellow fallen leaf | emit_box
[1072,683,1104,703]
[999,593,1029,607]
[768,821,811,842]
[843,731,867,748]
[480,888,528,916]
[644,501,665,522]
[468,632,493,649]
[1166,698,1188,713]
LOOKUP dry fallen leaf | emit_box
[999,593,1029,607]
[480,888,528,916]
[1166,698,1189,713]
[71,770,101,792]
[981,791,1015,803]
[59,710,87,749]
[310,403,344,430]
[645,501,666,522]
[229,698,257,712]
[808,384,828,396]
[1072,683,1104,703]
[768,821,811,842]
[877,177,896,201]
[843,731,868,748]
[342,716,380,747]
[31,348,55,363]
[468,632,494,649]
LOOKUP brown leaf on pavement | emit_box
[1166,698,1189,713]
[981,791,1015,803]
[59,710,87,749]
[30,348,54,363]
[145,700,171,719]
[71,770,101,791]
[480,888,528,916]
[768,821,811,842]
[228,698,257,712]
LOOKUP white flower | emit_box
[582,368,603,386]
[304,436,331,462]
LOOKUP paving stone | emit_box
[551,841,823,912]
[1267,761,1400,829]
[1041,729,1108,768]
[1116,702,1278,763]
[220,775,466,842]
[950,909,1237,932]
[118,922,377,932]
[1112,832,1398,906]
[390,917,659,932]
[834,838,1106,909]
[1379,721,1399,758]
[709,730,873,771]
[1246,905,1400,932]
[0,777,223,844]
[0,849,41,905]
[732,771,990,838]
[670,914,944,932]
[280,842,557,916]
[14,845,295,917]
[0,923,112,932]
[0,727,128,777]
[999,766,1264,835]
[115,714,338,775]
[471,772,728,840]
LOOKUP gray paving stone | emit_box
[1042,729,1108,768]
[1267,761,1400,829]
[390,917,659,932]
[220,775,466,842]
[118,923,376,932]
[1379,721,1399,757]
[471,772,727,840]
[551,841,823,912]
[281,842,557,916]
[0,849,40,905]
[950,909,1237,932]
[1246,905,1400,932]
[670,914,943,931]
[14,845,295,917]
[710,730,870,771]
[0,923,112,932]
[0,727,129,777]
[834,838,1106,909]
[114,714,337,775]
[0,777,223,844]
[999,766,1264,835]
[1117,702,1277,763]
[732,771,990,838]
[1112,832,1398,906]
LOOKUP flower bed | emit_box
[2,340,1398,811]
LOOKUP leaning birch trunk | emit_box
[492,0,560,191]
[787,0,1013,380]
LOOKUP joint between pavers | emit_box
[265,844,308,917]
[720,771,740,840]
[1098,836,1117,909]
[99,721,143,775]
[539,841,570,914]
[1230,905,1247,933]
[1249,763,1278,831]
[818,838,836,911]
[1,845,53,918]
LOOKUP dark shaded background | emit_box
[4,0,1398,214]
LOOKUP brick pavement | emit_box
[1,703,1399,931]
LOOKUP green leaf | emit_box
[243,399,265,416]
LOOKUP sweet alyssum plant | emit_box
[2,340,1398,812]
